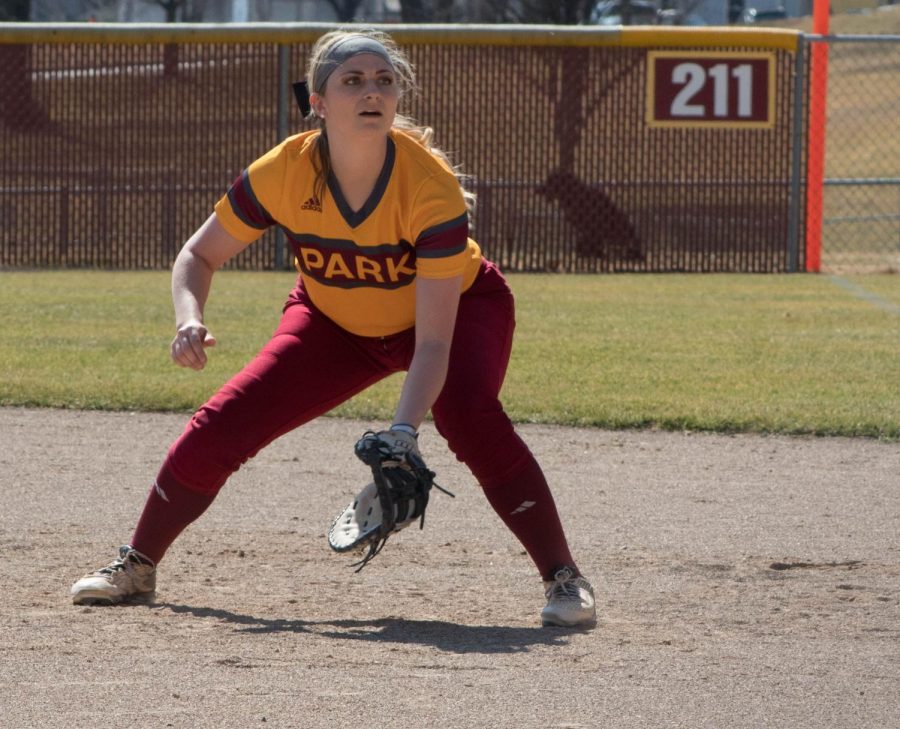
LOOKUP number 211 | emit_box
[671,63,754,118]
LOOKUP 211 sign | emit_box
[646,51,776,129]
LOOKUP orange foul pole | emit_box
[805,0,830,272]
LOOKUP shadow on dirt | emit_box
[160,602,590,654]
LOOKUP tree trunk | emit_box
[553,47,589,173]
[0,0,50,130]
[324,0,365,22]
[399,0,429,22]
[161,0,180,78]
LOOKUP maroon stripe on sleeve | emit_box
[226,170,275,230]
[416,215,469,259]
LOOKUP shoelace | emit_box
[546,578,582,602]
[97,552,152,576]
[98,559,127,576]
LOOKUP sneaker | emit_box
[71,545,156,605]
[541,567,596,627]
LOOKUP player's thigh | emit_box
[168,303,387,485]
[431,282,523,478]
[438,270,516,412]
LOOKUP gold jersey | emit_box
[215,128,483,337]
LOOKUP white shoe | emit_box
[71,545,156,605]
[541,567,596,627]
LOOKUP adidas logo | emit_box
[510,500,536,515]
[301,196,322,212]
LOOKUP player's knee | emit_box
[434,403,529,484]
[164,405,254,493]
[434,397,504,444]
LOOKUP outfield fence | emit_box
[0,24,896,273]
[811,34,900,274]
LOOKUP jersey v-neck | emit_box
[327,137,396,229]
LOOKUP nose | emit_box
[362,78,381,97]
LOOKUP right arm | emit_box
[170,212,248,370]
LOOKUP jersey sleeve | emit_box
[214,143,288,244]
[411,172,472,279]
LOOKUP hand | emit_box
[171,321,216,370]
[377,428,421,463]
[333,426,451,571]
[354,428,421,467]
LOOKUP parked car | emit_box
[740,6,788,23]
[590,1,707,26]
[590,0,661,25]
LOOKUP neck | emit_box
[327,131,389,185]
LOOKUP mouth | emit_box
[359,110,382,117]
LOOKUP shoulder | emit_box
[254,130,319,169]
[282,129,320,157]
[390,129,457,185]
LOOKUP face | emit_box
[311,52,399,139]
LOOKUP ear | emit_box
[309,92,326,119]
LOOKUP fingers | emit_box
[171,324,216,370]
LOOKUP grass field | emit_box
[1,270,897,439]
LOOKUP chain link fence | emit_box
[0,25,896,273]
[815,35,900,273]
[0,25,804,273]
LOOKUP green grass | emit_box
[1,271,897,439]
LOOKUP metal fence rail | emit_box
[0,23,866,273]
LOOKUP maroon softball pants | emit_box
[163,260,535,494]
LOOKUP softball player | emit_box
[70,29,595,627]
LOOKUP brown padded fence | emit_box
[0,25,805,272]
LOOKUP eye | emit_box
[343,76,360,85]
[377,76,394,85]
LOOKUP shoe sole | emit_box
[73,595,118,606]
[541,615,597,628]
[72,590,155,606]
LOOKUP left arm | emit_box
[336,276,462,567]
[392,275,463,430]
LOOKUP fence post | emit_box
[805,0,831,273]
[788,34,806,273]
[275,42,290,270]
[59,187,69,267]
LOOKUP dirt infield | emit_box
[1,407,898,728]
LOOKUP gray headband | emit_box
[313,36,395,94]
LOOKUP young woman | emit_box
[70,29,595,628]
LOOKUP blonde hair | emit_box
[305,28,476,216]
